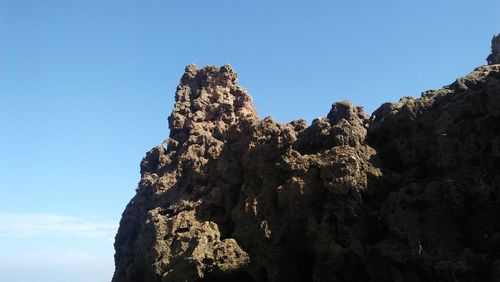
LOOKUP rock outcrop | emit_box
[487,34,500,65]
[113,40,500,282]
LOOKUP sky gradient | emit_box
[1,1,500,281]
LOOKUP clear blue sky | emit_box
[1,1,499,281]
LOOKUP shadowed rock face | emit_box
[113,41,500,282]
[487,34,500,65]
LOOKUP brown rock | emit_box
[114,39,500,281]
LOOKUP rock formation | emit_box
[113,40,500,282]
[487,34,500,65]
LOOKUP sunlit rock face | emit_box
[113,39,500,282]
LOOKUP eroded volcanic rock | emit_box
[113,43,500,281]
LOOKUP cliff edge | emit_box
[113,38,500,282]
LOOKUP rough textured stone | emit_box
[113,41,500,282]
[487,34,500,65]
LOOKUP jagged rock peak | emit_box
[327,101,369,126]
[168,64,258,142]
[487,34,500,65]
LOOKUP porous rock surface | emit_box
[113,47,500,281]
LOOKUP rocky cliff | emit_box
[113,36,500,282]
